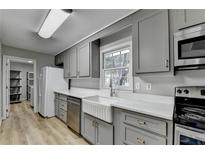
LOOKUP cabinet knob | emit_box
[165,59,169,68]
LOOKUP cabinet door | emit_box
[134,10,169,74]
[171,9,205,30]
[55,97,59,117]
[69,48,77,78]
[83,113,96,144]
[170,9,186,31]
[96,119,113,145]
[78,43,90,77]
[63,52,70,78]
[186,9,205,27]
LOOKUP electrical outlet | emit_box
[135,82,140,90]
[146,83,152,91]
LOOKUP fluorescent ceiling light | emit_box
[28,60,33,63]
[38,9,72,39]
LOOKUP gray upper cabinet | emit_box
[63,40,100,79]
[172,9,205,30]
[63,52,70,78]
[70,48,77,77]
[133,10,169,74]
[185,10,205,27]
[78,43,90,77]
[55,52,64,66]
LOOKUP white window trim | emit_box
[100,36,133,91]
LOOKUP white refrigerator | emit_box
[39,66,67,117]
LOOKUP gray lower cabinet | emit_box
[123,124,166,145]
[171,9,205,30]
[96,118,113,145]
[113,107,173,145]
[83,113,96,144]
[59,108,67,123]
[133,10,169,74]
[83,113,113,145]
[55,93,59,118]
[54,93,68,123]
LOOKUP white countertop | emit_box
[54,88,174,120]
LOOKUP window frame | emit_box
[100,36,133,90]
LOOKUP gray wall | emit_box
[71,78,100,89]
[134,70,205,96]
[100,26,132,47]
[2,45,55,76]
[10,62,33,100]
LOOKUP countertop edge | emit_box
[54,90,174,121]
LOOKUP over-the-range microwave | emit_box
[174,23,205,68]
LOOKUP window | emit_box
[101,39,132,90]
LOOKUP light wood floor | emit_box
[0,101,88,145]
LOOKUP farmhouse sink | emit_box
[82,95,117,123]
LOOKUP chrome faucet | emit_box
[109,78,116,97]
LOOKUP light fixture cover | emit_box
[38,9,72,39]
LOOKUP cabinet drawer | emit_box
[122,111,167,136]
[59,109,67,123]
[59,101,67,111]
[55,99,59,117]
[123,124,166,145]
[59,94,68,101]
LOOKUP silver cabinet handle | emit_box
[92,121,98,127]
[137,120,146,125]
[136,137,145,144]
[92,121,95,127]
[165,59,169,68]
[95,122,98,127]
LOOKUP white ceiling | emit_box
[0,9,136,55]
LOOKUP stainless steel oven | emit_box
[174,24,205,67]
[174,86,205,145]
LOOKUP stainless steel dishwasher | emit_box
[67,96,81,134]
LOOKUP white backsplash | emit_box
[71,78,100,89]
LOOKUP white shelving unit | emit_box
[10,70,22,103]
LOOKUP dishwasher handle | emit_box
[68,99,81,106]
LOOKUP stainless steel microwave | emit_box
[174,24,205,67]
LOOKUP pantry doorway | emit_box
[2,56,37,119]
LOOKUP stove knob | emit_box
[184,89,189,94]
[177,89,182,94]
